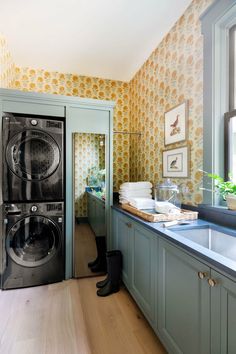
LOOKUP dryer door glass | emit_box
[6,216,61,267]
[6,130,60,180]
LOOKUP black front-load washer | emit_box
[1,202,64,289]
[2,112,64,202]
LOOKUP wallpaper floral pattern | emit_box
[0,33,15,88]
[74,133,105,217]
[129,0,213,205]
[0,0,213,205]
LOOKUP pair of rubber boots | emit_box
[96,250,122,297]
[88,236,107,272]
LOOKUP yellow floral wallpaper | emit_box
[129,0,213,205]
[74,133,105,217]
[0,33,15,88]
[13,67,130,192]
[0,0,214,205]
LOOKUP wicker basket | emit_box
[121,204,198,223]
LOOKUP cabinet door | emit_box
[130,224,157,326]
[211,269,236,354]
[87,194,92,223]
[90,198,97,234]
[158,239,210,354]
[96,200,106,236]
[114,212,132,287]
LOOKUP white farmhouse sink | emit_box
[175,227,236,262]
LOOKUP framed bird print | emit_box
[164,100,188,145]
[163,146,189,178]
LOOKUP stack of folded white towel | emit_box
[119,182,155,209]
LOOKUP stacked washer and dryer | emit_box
[1,112,65,289]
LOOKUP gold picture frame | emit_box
[164,100,188,146]
[162,146,189,178]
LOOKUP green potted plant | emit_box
[201,171,236,210]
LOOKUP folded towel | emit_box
[128,198,155,210]
[119,181,152,190]
[119,189,152,198]
[120,186,152,192]
[155,201,180,214]
[119,195,152,204]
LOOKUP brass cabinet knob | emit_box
[208,278,217,287]
[126,222,132,228]
[198,271,207,280]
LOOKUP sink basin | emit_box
[175,227,236,262]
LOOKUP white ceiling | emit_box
[0,0,192,81]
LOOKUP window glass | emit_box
[232,117,236,181]
[230,26,236,110]
[226,26,236,183]
[234,32,236,108]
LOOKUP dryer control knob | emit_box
[31,119,38,126]
[31,205,38,212]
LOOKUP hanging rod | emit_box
[113,131,142,135]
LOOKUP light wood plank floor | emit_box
[74,223,105,278]
[0,278,167,354]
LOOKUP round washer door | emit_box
[6,129,60,180]
[6,216,61,267]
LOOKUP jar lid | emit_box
[157,178,178,190]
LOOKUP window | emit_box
[201,1,236,205]
[225,25,236,183]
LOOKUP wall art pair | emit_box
[163,101,189,178]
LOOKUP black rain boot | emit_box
[88,257,99,268]
[96,250,118,288]
[90,236,107,272]
[88,237,100,268]
[97,250,122,297]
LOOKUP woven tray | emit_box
[121,204,198,222]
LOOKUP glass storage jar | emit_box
[154,179,180,207]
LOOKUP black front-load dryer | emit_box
[2,112,64,202]
[2,202,64,289]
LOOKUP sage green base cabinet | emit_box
[130,224,157,326]
[112,209,236,354]
[112,211,157,327]
[113,211,132,287]
[158,239,236,354]
[158,238,210,354]
[87,193,105,236]
[211,269,236,354]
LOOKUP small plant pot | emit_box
[226,194,236,211]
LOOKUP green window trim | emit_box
[201,0,236,205]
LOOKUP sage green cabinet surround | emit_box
[66,104,113,278]
[112,208,236,354]
[2,99,64,117]
[0,89,114,279]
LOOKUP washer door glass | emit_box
[6,130,60,180]
[6,216,61,267]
